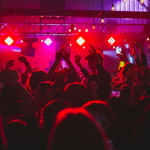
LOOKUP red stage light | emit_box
[44,38,52,46]
[76,37,85,46]
[108,37,116,45]
[5,37,14,46]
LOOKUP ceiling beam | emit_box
[0,9,150,19]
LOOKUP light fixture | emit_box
[140,0,144,4]
[69,29,71,32]
[147,37,150,41]
[5,37,14,46]
[44,38,52,46]
[74,26,77,30]
[78,28,81,32]
[111,4,114,11]
[85,27,88,32]
[123,0,127,3]
[108,37,116,45]
[76,37,85,46]
[101,18,104,23]
[21,40,23,43]
[92,24,95,29]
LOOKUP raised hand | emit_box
[132,40,143,49]
[74,55,81,64]
[55,49,63,62]
[63,51,71,62]
[1,69,18,85]
[5,60,15,69]
[89,44,100,63]
[54,69,70,88]
[116,54,128,62]
[18,56,28,64]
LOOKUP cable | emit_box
[9,0,26,8]
[86,0,113,24]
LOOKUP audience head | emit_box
[84,52,103,72]
[39,99,69,131]
[63,82,89,107]
[83,100,115,138]
[4,119,31,150]
[47,108,108,150]
[27,70,47,92]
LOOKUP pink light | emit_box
[70,44,72,46]
[108,37,116,45]
[83,46,85,49]
[21,40,23,43]
[85,28,88,32]
[44,38,52,46]
[5,37,14,46]
[123,0,127,3]
[76,37,85,46]
[78,29,81,32]
[41,39,43,42]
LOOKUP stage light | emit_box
[123,0,127,3]
[113,46,116,49]
[41,39,43,42]
[44,38,52,46]
[140,0,144,4]
[83,46,85,49]
[111,4,114,11]
[85,28,88,32]
[78,28,81,32]
[69,29,71,32]
[21,40,23,43]
[92,25,95,29]
[76,37,85,46]
[101,18,104,23]
[5,37,14,46]
[108,37,116,45]
[74,26,77,30]
[70,44,72,46]
[147,37,150,41]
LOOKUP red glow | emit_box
[44,38,52,46]
[78,29,81,32]
[108,37,116,45]
[5,37,14,46]
[76,37,85,46]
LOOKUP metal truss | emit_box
[0,23,149,37]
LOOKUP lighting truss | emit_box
[0,23,149,37]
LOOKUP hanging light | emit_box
[85,27,88,32]
[92,24,95,29]
[111,4,114,11]
[101,18,104,23]
[123,0,127,3]
[78,28,81,32]
[140,0,144,4]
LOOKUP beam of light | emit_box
[103,50,117,59]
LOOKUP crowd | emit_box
[0,40,150,150]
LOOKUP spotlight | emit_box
[108,37,116,45]
[70,44,72,46]
[44,38,52,46]
[85,27,88,32]
[147,37,150,41]
[123,0,127,3]
[76,37,85,46]
[74,26,77,30]
[41,39,43,42]
[140,0,144,4]
[69,29,71,32]
[21,40,23,43]
[113,46,116,49]
[78,28,81,32]
[83,46,85,49]
[101,18,104,23]
[5,37,14,46]
[21,38,38,57]
[92,25,95,29]
[111,4,115,11]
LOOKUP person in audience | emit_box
[47,108,109,150]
